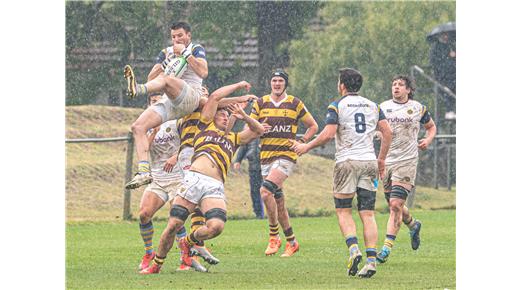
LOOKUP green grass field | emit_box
[66,210,455,289]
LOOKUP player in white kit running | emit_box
[376,75,436,264]
[291,68,392,278]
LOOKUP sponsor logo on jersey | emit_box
[388,116,414,123]
[265,124,292,133]
[407,109,414,115]
[204,135,233,151]
[386,109,393,113]
[347,103,370,108]
[166,127,171,133]
[155,134,176,144]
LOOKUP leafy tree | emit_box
[288,1,455,127]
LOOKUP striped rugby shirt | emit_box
[250,94,310,164]
[177,107,202,151]
[192,118,241,183]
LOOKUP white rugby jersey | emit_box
[156,42,206,92]
[149,119,182,184]
[379,99,432,164]
[326,94,386,162]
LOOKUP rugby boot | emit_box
[357,262,377,278]
[123,65,139,99]
[280,241,300,257]
[125,172,153,190]
[376,247,391,264]
[264,236,282,256]
[139,262,161,275]
[410,220,422,250]
[176,262,191,271]
[178,237,194,266]
[188,256,208,272]
[138,251,155,270]
[191,245,220,265]
[347,249,362,276]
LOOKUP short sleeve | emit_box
[155,49,167,64]
[296,100,310,120]
[325,102,339,125]
[192,45,206,60]
[249,100,260,120]
[378,105,386,121]
[420,106,432,124]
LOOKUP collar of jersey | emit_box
[269,94,288,107]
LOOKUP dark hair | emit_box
[392,74,416,99]
[170,21,191,33]
[338,68,363,92]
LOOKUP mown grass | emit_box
[66,210,456,289]
[66,105,456,221]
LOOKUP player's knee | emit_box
[357,188,376,211]
[261,180,279,198]
[389,200,403,214]
[208,222,225,237]
[139,209,153,223]
[334,197,353,209]
[205,208,227,223]
[169,205,190,222]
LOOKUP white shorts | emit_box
[261,159,296,177]
[144,179,183,202]
[383,157,418,190]
[333,159,378,194]
[176,171,226,205]
[152,82,201,123]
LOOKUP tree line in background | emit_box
[66,0,454,127]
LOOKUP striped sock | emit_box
[139,221,154,255]
[176,225,187,239]
[283,227,296,245]
[186,232,200,247]
[137,84,148,97]
[190,208,205,246]
[404,215,416,229]
[366,247,377,264]
[345,235,359,256]
[383,234,396,251]
[138,161,150,174]
[153,255,166,266]
[269,223,280,237]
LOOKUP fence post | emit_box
[123,131,134,220]
[433,84,439,189]
[447,145,452,191]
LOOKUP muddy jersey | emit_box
[149,120,182,184]
[155,42,206,92]
[250,94,310,164]
[326,94,385,162]
[380,99,431,164]
[192,118,241,183]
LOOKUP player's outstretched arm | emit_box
[231,104,265,144]
[291,124,337,156]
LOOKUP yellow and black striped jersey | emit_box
[192,118,241,183]
[177,108,202,151]
[250,94,310,164]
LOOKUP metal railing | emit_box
[66,132,134,220]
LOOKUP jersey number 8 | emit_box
[354,113,366,133]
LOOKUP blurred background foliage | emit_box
[66,0,454,127]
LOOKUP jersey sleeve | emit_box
[325,101,339,125]
[155,49,167,64]
[249,100,260,120]
[377,105,386,121]
[192,45,207,60]
[419,106,432,124]
[296,100,310,120]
